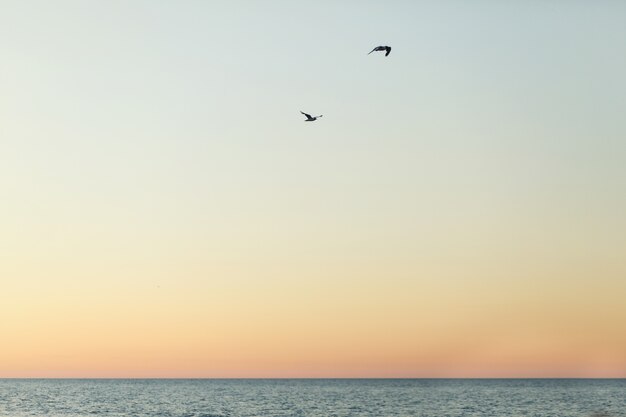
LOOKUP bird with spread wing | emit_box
[368,45,392,56]
[301,111,323,122]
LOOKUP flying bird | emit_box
[301,111,322,122]
[368,45,392,56]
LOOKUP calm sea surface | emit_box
[0,379,624,417]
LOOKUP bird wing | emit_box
[385,46,391,56]
[301,111,313,120]
[368,46,383,54]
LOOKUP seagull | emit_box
[301,111,322,122]
[368,45,392,56]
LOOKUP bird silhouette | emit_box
[368,45,392,56]
[301,111,322,121]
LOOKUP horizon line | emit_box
[2,377,625,380]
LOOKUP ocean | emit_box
[0,379,624,416]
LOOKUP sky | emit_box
[1,0,625,378]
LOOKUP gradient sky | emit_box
[1,0,626,378]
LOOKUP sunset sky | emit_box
[1,1,625,378]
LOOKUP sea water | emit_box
[0,379,624,416]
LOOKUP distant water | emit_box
[0,379,624,417]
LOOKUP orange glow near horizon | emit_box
[2,251,626,378]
